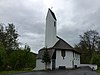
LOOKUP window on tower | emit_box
[54,21,56,27]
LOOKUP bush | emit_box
[8,49,36,70]
[90,52,100,67]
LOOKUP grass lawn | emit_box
[96,70,100,73]
[0,69,33,74]
[96,69,100,73]
[96,67,100,73]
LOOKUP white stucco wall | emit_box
[56,50,74,69]
[74,53,80,67]
[34,59,45,70]
[34,51,80,70]
[45,10,58,48]
[34,59,52,70]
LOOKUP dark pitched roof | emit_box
[49,8,57,21]
[55,36,81,54]
[53,36,73,49]
[36,48,55,59]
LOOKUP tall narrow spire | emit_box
[45,9,58,48]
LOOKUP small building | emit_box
[34,8,80,70]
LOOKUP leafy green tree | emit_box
[8,48,36,70]
[75,30,100,63]
[9,50,28,70]
[0,23,19,70]
[0,43,6,71]
[90,52,100,67]
[25,52,36,68]
[98,41,100,52]
[0,23,36,71]
[42,48,51,70]
[5,23,19,52]
[0,24,5,46]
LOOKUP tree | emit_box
[0,23,36,71]
[5,23,19,53]
[90,52,100,67]
[79,30,100,52]
[8,48,36,70]
[75,30,100,63]
[98,41,100,52]
[0,24,5,46]
[0,43,6,71]
[42,48,51,70]
[24,44,31,52]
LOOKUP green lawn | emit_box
[96,67,100,73]
[0,69,32,74]
[96,70,100,73]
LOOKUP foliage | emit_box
[96,67,100,73]
[0,69,32,74]
[79,30,100,52]
[90,52,100,67]
[42,48,51,69]
[0,43,6,71]
[5,24,19,52]
[0,23,19,54]
[0,23,36,71]
[98,41,100,52]
[75,30,100,64]
[8,49,36,70]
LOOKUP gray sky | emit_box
[0,0,100,53]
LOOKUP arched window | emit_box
[61,50,65,59]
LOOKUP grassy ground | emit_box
[96,67,100,73]
[96,70,100,73]
[0,69,33,74]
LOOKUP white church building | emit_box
[34,8,80,70]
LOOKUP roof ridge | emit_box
[56,36,73,48]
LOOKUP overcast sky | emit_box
[0,0,100,53]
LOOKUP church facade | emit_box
[34,9,80,70]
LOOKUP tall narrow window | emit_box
[61,50,65,59]
[54,21,56,27]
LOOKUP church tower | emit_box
[45,8,58,48]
